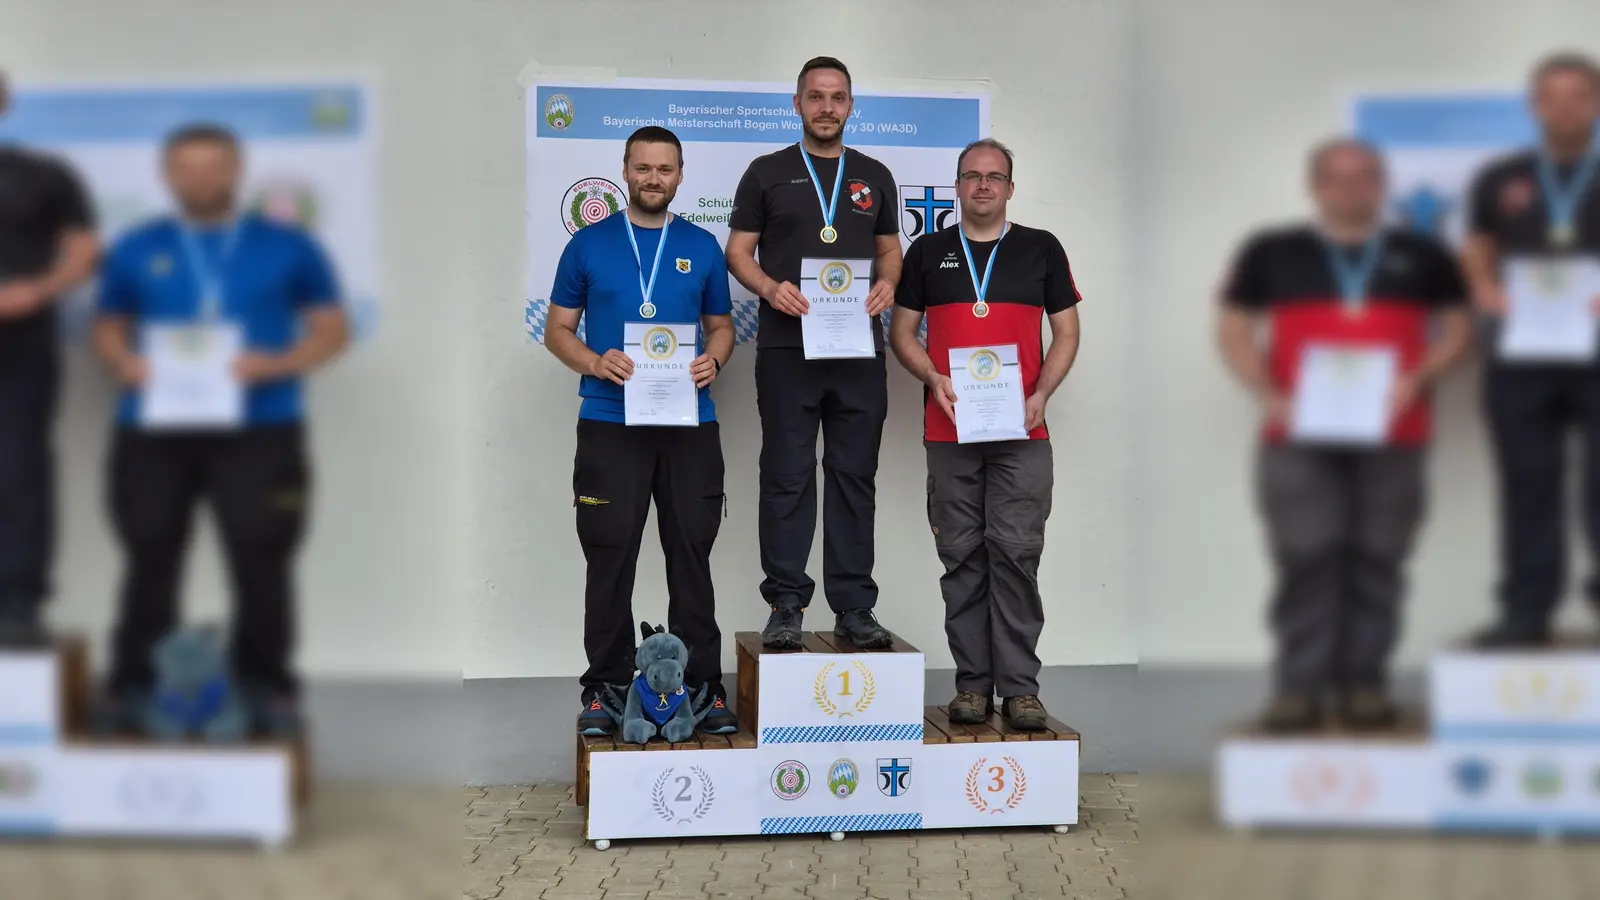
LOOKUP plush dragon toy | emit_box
[619,622,707,745]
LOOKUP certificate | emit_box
[1289,344,1397,446]
[623,322,697,427]
[800,257,874,359]
[949,344,1028,444]
[140,323,245,430]
[1498,257,1600,363]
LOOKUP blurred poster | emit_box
[1352,91,1566,248]
[523,78,988,345]
[0,82,379,342]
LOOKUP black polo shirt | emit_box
[0,145,94,337]
[729,144,899,349]
[1469,149,1600,257]
[895,222,1080,442]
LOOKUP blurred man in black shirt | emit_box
[0,71,101,645]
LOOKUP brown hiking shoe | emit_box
[1001,695,1048,731]
[1339,689,1399,732]
[1259,693,1321,734]
[947,691,992,724]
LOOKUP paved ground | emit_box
[0,786,457,900]
[464,774,1138,900]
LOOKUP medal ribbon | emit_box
[800,144,847,233]
[1537,147,1600,241]
[1321,229,1387,312]
[959,222,1010,306]
[623,213,672,314]
[177,217,245,322]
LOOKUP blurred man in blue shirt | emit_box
[544,126,740,737]
[90,123,349,738]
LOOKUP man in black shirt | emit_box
[0,71,101,645]
[1462,52,1600,648]
[727,57,903,650]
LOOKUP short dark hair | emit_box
[1307,136,1386,183]
[797,57,852,97]
[957,138,1014,180]
[1532,51,1600,92]
[163,122,241,156]
[623,126,683,167]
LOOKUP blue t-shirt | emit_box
[97,214,342,426]
[549,212,732,423]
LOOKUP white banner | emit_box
[586,740,1078,840]
[755,651,926,744]
[524,77,989,346]
[0,651,58,744]
[1432,650,1600,740]
[0,81,381,343]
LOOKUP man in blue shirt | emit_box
[545,126,739,737]
[89,123,349,739]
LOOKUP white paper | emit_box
[800,258,874,359]
[624,322,698,427]
[1290,345,1397,446]
[948,344,1028,444]
[1498,258,1600,363]
[140,323,245,430]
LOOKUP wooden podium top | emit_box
[1226,711,1430,742]
[734,629,920,656]
[1444,632,1599,653]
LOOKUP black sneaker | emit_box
[1471,620,1551,650]
[577,691,616,736]
[258,694,305,741]
[698,684,739,734]
[88,689,144,738]
[834,609,892,650]
[762,603,804,650]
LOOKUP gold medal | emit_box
[973,301,990,319]
[1551,224,1576,248]
[820,226,837,244]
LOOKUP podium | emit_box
[0,637,308,848]
[577,630,1082,848]
[1218,635,1600,836]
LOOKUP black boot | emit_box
[1471,619,1551,650]
[0,595,46,648]
[762,603,804,650]
[834,609,892,650]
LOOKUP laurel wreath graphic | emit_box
[965,757,1028,815]
[652,767,715,824]
[813,661,878,718]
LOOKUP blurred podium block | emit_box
[1432,636,1600,740]
[0,635,306,848]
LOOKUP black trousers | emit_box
[1485,362,1600,630]
[1257,444,1424,695]
[0,317,59,617]
[575,418,725,700]
[755,348,888,613]
[108,424,311,695]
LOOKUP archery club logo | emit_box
[877,758,912,797]
[545,93,575,131]
[968,349,1002,382]
[849,180,873,211]
[828,759,860,799]
[820,261,854,295]
[643,326,677,361]
[651,766,715,824]
[1522,760,1563,799]
[902,185,957,240]
[772,760,809,800]
[0,760,39,800]
[562,177,625,234]
[1451,757,1493,798]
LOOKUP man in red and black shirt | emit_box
[1461,53,1600,648]
[1218,138,1472,733]
[891,138,1082,731]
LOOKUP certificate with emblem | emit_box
[1499,258,1600,363]
[623,322,697,427]
[140,323,245,430]
[949,344,1028,444]
[1290,344,1397,445]
[800,257,874,359]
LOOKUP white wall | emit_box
[459,0,1139,678]
[1133,0,1600,666]
[4,0,466,678]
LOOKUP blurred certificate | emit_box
[1499,258,1600,363]
[624,322,697,427]
[949,344,1027,444]
[1290,344,1396,445]
[140,323,244,430]
[800,257,874,359]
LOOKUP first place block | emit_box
[736,631,926,746]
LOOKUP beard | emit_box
[803,117,843,145]
[629,185,674,213]
[178,190,236,220]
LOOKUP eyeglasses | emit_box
[958,172,1011,186]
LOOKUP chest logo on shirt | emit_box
[820,262,854,295]
[849,181,873,211]
[968,349,1002,382]
[1500,177,1536,217]
[644,326,678,361]
[676,258,691,274]
[939,256,961,270]
[149,254,174,277]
